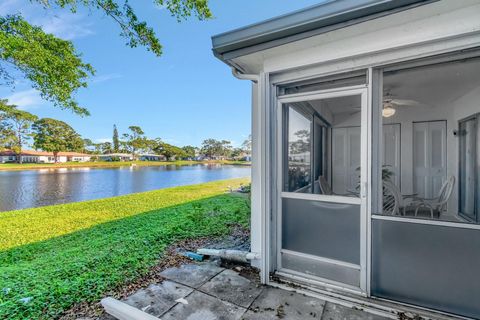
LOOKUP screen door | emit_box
[276,87,368,292]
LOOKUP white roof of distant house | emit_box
[0,149,91,157]
[99,153,133,157]
[138,153,164,157]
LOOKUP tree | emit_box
[200,139,232,158]
[0,100,38,163]
[154,141,186,160]
[32,118,84,162]
[122,126,147,157]
[182,145,196,159]
[230,147,244,159]
[112,125,120,152]
[30,0,212,57]
[0,1,212,115]
[220,140,233,157]
[241,135,252,154]
[0,15,94,116]
[100,142,113,154]
[82,138,94,153]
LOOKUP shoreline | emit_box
[0,160,251,172]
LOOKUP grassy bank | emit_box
[0,160,251,171]
[0,178,250,319]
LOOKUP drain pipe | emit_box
[231,67,259,83]
[197,248,261,264]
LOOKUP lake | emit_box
[0,164,251,212]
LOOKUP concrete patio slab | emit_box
[101,263,395,320]
[321,302,389,320]
[119,281,192,317]
[159,263,224,288]
[160,290,247,320]
[199,269,263,308]
[241,286,326,320]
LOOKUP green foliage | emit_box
[241,134,252,154]
[0,178,249,319]
[82,138,94,153]
[0,15,94,116]
[154,140,186,160]
[200,138,232,158]
[182,145,196,158]
[31,0,213,57]
[100,141,113,154]
[32,118,84,160]
[112,124,119,152]
[0,100,38,161]
[122,125,148,156]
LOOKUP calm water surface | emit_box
[0,164,250,212]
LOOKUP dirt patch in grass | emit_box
[60,224,251,319]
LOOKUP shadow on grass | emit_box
[0,193,250,320]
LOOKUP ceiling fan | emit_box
[349,92,430,117]
[382,92,430,118]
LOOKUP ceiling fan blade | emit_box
[390,99,432,108]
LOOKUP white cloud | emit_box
[95,138,112,144]
[163,138,181,145]
[91,73,123,84]
[0,0,94,40]
[5,89,44,109]
[34,12,94,40]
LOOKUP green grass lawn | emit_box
[0,160,250,171]
[0,178,250,319]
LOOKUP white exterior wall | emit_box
[250,80,262,270]
[70,156,91,162]
[0,155,15,163]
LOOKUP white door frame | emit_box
[274,85,369,294]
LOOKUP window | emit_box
[278,70,367,96]
[283,94,362,197]
[284,106,311,193]
[375,58,480,224]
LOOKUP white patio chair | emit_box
[382,180,417,215]
[318,176,333,195]
[414,176,455,218]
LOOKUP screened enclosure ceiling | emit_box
[384,58,480,108]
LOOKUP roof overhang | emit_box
[212,0,436,68]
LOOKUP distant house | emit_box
[0,150,16,163]
[98,153,134,162]
[138,154,166,161]
[0,150,91,163]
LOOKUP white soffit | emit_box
[232,0,480,74]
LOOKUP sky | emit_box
[0,0,322,148]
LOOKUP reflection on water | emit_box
[0,164,250,212]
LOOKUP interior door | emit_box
[332,127,361,195]
[413,121,447,198]
[276,88,368,292]
[383,124,401,187]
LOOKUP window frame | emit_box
[278,85,367,205]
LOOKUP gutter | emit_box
[231,67,259,83]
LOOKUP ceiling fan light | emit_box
[382,106,396,118]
